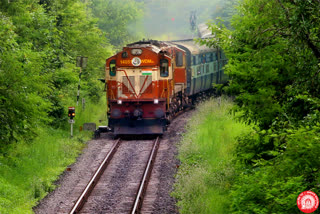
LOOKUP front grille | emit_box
[140,75,152,94]
[122,76,135,94]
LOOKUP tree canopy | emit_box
[202,0,320,212]
[90,0,144,49]
[0,0,143,147]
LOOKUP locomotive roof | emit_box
[126,40,171,54]
[124,39,216,56]
[125,43,161,54]
[172,39,216,55]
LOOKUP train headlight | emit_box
[154,99,159,104]
[117,100,122,105]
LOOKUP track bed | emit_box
[34,110,193,214]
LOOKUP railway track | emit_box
[69,137,160,214]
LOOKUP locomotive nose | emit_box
[133,108,143,119]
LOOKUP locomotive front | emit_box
[105,41,173,135]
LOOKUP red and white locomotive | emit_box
[105,39,227,135]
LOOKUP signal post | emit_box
[68,107,75,137]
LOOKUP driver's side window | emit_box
[160,59,169,77]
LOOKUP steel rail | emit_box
[69,138,121,214]
[131,137,161,214]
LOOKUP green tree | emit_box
[212,0,237,29]
[90,0,144,48]
[201,0,320,212]
[0,11,51,145]
[0,0,112,144]
[203,0,320,129]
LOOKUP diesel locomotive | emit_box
[104,39,228,135]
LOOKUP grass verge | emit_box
[172,97,251,214]
[0,97,107,214]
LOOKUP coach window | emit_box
[197,66,201,75]
[206,53,212,62]
[160,59,169,77]
[206,53,209,62]
[192,56,196,65]
[109,59,116,76]
[202,54,206,63]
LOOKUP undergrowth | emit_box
[0,97,107,214]
[172,97,251,213]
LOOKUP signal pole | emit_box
[71,121,74,137]
[68,107,75,137]
[76,56,88,106]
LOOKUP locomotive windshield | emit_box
[160,59,169,77]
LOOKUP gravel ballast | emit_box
[33,110,192,214]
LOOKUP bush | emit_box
[230,123,320,213]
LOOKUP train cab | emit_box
[105,41,174,135]
[104,39,227,135]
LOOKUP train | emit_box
[104,36,228,135]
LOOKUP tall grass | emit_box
[0,97,107,214]
[172,97,251,214]
[74,95,108,129]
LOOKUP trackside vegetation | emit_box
[0,0,144,213]
[0,98,107,214]
[172,98,252,213]
[194,0,320,213]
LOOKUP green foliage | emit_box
[90,0,144,48]
[200,0,320,212]
[212,0,238,29]
[0,128,85,213]
[0,11,51,145]
[0,0,113,143]
[172,98,252,214]
[0,0,138,212]
[0,97,106,213]
[203,0,320,129]
[232,125,320,213]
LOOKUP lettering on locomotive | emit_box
[120,59,131,64]
[141,59,155,64]
[119,58,155,66]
